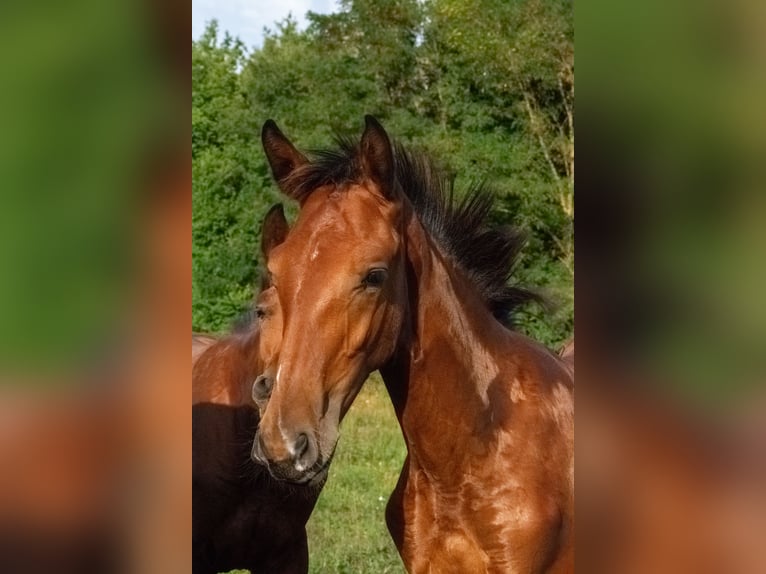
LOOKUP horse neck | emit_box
[381,212,510,474]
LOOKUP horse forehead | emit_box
[279,204,347,263]
[313,185,389,228]
[285,188,394,256]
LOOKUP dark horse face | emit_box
[251,117,407,483]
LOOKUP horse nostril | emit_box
[252,374,274,402]
[294,433,309,459]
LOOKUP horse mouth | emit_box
[293,449,335,487]
[255,436,336,487]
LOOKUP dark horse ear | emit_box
[261,120,308,196]
[261,203,289,260]
[360,115,395,198]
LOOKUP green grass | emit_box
[225,373,407,574]
[307,374,407,573]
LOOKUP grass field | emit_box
[226,373,407,574]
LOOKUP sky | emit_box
[192,0,340,49]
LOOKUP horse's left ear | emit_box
[361,115,395,198]
[261,203,289,260]
[262,120,308,196]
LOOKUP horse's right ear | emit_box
[261,120,307,196]
[261,203,289,260]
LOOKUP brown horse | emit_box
[252,117,574,573]
[192,205,323,574]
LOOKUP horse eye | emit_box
[363,268,387,288]
[255,305,267,320]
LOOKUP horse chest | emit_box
[394,465,566,574]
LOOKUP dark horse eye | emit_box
[255,305,267,319]
[363,268,387,288]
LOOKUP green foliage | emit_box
[192,0,573,347]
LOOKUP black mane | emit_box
[281,136,541,327]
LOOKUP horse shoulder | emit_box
[486,335,574,571]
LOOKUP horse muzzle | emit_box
[251,430,325,484]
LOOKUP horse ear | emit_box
[261,120,308,196]
[261,203,289,260]
[360,115,395,197]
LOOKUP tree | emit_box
[192,1,573,347]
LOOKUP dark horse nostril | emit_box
[294,433,309,460]
[252,374,274,402]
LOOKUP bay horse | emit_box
[192,205,323,574]
[252,116,574,573]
